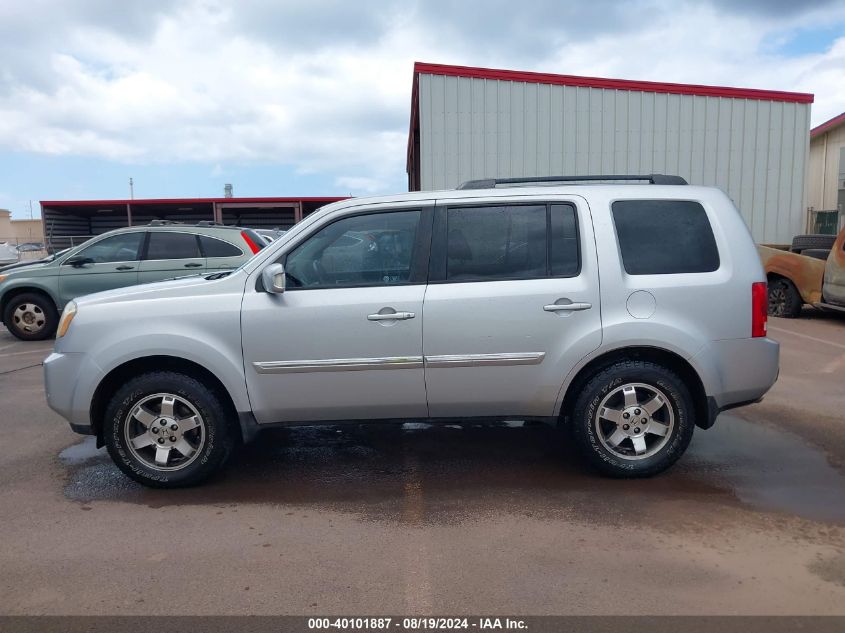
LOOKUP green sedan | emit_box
[0,222,264,340]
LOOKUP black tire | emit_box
[791,234,836,253]
[801,248,831,261]
[768,278,803,318]
[103,371,235,488]
[2,292,58,341]
[570,360,695,478]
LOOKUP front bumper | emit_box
[43,352,104,434]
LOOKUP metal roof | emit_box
[810,111,845,139]
[40,196,347,207]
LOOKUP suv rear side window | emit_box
[445,203,579,282]
[199,235,243,258]
[611,200,719,275]
[145,232,202,260]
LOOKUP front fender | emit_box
[56,292,250,413]
[0,278,61,314]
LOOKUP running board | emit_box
[813,302,845,313]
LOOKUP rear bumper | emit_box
[43,351,104,434]
[692,337,779,422]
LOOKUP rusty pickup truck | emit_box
[759,228,845,317]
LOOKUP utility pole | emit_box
[28,200,33,220]
[129,177,134,200]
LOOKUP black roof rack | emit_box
[456,174,688,190]
[146,220,240,229]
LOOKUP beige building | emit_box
[807,111,845,233]
[0,209,45,244]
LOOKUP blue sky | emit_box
[1,0,844,219]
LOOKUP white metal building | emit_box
[407,62,814,243]
[807,111,845,233]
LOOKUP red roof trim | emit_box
[413,62,815,104]
[40,196,348,207]
[811,111,845,138]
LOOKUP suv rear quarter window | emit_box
[611,200,719,275]
[199,235,243,258]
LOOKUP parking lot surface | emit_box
[1,310,844,615]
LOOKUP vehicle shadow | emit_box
[61,421,738,527]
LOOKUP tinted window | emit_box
[71,233,142,264]
[446,205,548,281]
[199,235,242,258]
[145,232,201,260]
[611,200,720,275]
[550,204,579,276]
[285,210,420,288]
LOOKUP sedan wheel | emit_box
[12,302,47,335]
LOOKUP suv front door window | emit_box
[284,210,420,288]
[57,232,143,305]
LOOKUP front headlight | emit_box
[57,301,77,338]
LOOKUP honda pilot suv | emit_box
[44,175,779,487]
[0,222,264,340]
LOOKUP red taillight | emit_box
[752,282,767,338]
[241,231,261,254]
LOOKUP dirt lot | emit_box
[0,310,844,615]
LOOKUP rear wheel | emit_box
[570,361,695,478]
[768,278,803,318]
[103,371,235,488]
[3,292,58,340]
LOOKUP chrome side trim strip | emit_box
[424,352,546,368]
[253,356,424,374]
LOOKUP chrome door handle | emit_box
[367,311,416,321]
[544,302,592,312]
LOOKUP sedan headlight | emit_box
[57,301,77,338]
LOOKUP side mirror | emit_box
[66,256,94,268]
[261,263,286,294]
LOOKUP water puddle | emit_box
[58,415,845,525]
[681,413,845,523]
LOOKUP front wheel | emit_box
[3,292,58,340]
[103,371,235,488]
[570,361,695,478]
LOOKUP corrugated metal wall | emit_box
[417,73,811,243]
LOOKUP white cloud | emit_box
[0,0,843,193]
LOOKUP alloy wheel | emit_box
[123,393,206,471]
[594,382,674,460]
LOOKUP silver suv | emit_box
[44,175,779,487]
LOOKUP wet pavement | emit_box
[1,310,845,614]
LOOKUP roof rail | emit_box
[456,174,688,189]
[147,219,182,226]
